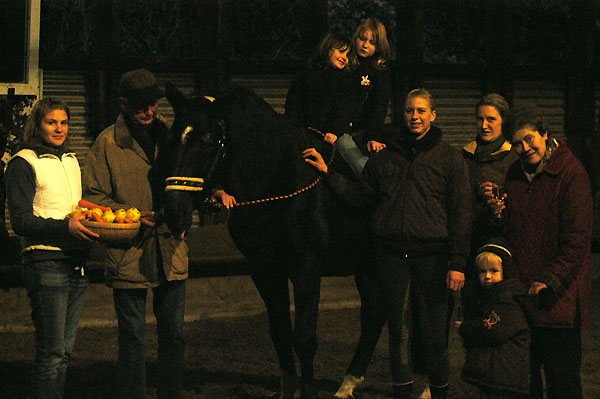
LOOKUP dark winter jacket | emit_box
[285,66,348,136]
[327,125,472,272]
[462,140,518,256]
[339,60,391,142]
[460,279,535,394]
[504,141,592,328]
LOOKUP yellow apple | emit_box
[126,207,141,223]
[114,209,127,220]
[102,210,116,223]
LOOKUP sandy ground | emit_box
[0,275,598,398]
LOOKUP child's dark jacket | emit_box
[460,278,535,395]
[285,66,347,136]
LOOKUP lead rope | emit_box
[213,127,335,208]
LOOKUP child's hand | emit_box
[367,140,386,152]
[302,148,328,174]
[324,133,338,144]
[212,189,237,209]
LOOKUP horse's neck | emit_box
[226,120,315,200]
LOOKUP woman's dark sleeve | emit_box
[5,157,69,238]
[326,159,379,208]
[539,160,593,296]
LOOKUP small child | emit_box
[458,239,535,399]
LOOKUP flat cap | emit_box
[119,69,164,105]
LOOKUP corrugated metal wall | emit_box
[42,71,94,165]
[43,70,570,165]
[0,69,573,233]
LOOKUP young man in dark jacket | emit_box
[303,88,471,399]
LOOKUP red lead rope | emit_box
[215,127,336,208]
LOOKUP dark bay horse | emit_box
[162,83,375,399]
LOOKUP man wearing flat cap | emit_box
[83,69,188,399]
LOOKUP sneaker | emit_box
[333,375,365,398]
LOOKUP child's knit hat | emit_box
[475,237,514,278]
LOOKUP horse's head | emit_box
[163,82,227,235]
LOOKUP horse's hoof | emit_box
[300,381,318,399]
[279,372,298,399]
[333,374,364,398]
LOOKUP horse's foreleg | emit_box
[291,267,321,399]
[251,270,297,398]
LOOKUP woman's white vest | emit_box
[14,149,82,252]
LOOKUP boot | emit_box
[429,384,448,399]
[333,374,364,398]
[393,382,414,399]
[279,372,297,399]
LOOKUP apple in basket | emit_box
[102,209,116,223]
[126,207,141,223]
[113,209,127,223]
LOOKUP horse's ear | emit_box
[165,82,188,114]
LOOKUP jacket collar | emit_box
[538,139,568,176]
[24,143,75,158]
[114,113,153,163]
[463,139,512,156]
[389,125,443,156]
[114,113,135,149]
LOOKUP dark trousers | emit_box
[346,265,387,377]
[113,279,186,399]
[374,247,450,387]
[530,327,582,399]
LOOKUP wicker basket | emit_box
[81,220,141,245]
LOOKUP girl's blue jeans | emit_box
[22,259,88,399]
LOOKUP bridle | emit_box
[165,119,227,193]
[165,126,336,208]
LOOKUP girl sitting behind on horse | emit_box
[342,17,392,155]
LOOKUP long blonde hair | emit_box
[350,17,391,70]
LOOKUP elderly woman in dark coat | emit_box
[496,103,592,399]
